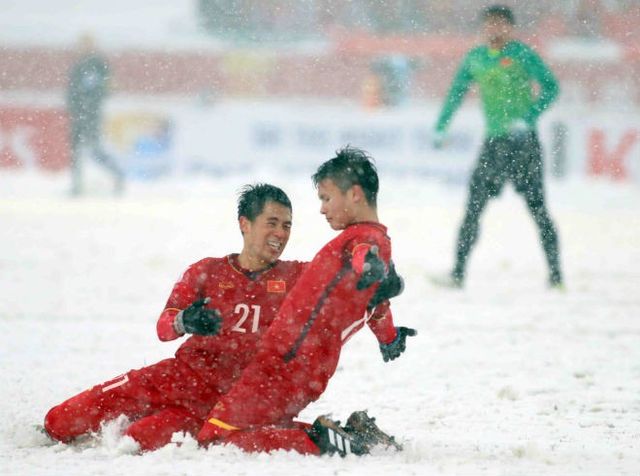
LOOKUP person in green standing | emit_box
[432,4,563,289]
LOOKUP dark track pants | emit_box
[453,131,562,284]
[70,118,123,193]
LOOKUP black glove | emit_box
[356,245,386,290]
[379,327,417,362]
[176,298,222,336]
[367,261,404,310]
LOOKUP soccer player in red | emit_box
[44,184,306,451]
[197,146,417,450]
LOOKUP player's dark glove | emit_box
[356,245,386,290]
[367,261,404,310]
[379,326,417,362]
[175,297,222,336]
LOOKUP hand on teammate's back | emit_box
[368,262,404,310]
[356,246,386,290]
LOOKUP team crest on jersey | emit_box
[267,280,286,293]
[219,281,235,289]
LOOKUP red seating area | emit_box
[1,30,638,107]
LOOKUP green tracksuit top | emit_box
[435,40,559,138]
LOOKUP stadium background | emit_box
[2,4,640,475]
[1,0,639,183]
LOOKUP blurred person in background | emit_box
[432,5,563,289]
[67,33,124,196]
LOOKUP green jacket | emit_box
[435,40,559,138]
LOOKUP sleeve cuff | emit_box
[173,311,186,335]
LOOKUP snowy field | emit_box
[1,169,639,476]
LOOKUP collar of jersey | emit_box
[227,253,278,280]
[344,221,387,233]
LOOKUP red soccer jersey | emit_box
[156,254,306,393]
[200,222,397,436]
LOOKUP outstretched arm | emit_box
[435,53,474,134]
[367,300,397,344]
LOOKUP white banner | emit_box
[173,102,483,184]
[171,101,640,184]
[5,97,636,185]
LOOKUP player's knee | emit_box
[124,421,165,452]
[196,424,217,447]
[125,409,201,452]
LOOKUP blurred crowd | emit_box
[1,1,637,108]
[198,0,639,42]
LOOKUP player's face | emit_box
[241,201,292,268]
[483,16,513,45]
[317,178,356,230]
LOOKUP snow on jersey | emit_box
[202,222,397,431]
[156,254,305,393]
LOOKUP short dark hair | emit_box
[482,5,515,25]
[237,183,292,221]
[312,145,379,207]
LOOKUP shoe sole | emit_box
[345,411,402,451]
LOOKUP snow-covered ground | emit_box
[1,169,639,476]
